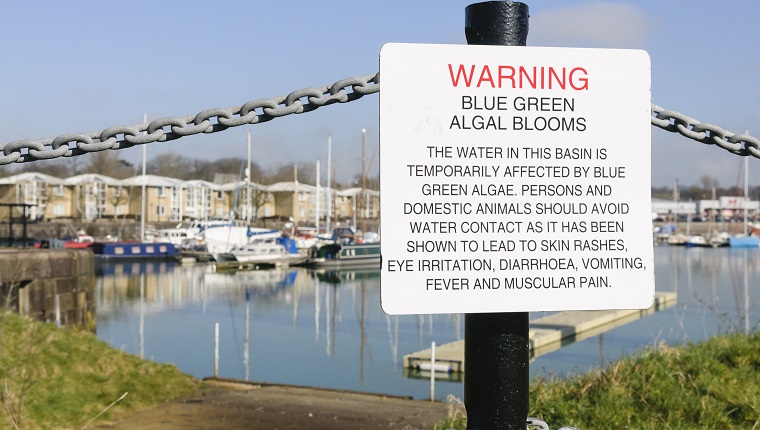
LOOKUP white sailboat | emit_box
[203,129,282,260]
[215,236,307,267]
[729,150,760,248]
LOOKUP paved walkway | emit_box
[93,380,453,430]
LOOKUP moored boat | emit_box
[708,231,730,248]
[666,233,687,246]
[203,226,282,261]
[728,235,760,248]
[728,156,759,249]
[179,238,213,262]
[89,241,180,260]
[301,242,381,268]
[684,235,711,248]
[148,219,235,246]
[62,231,95,249]
[216,237,307,267]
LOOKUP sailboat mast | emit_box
[316,160,320,233]
[141,112,147,242]
[361,128,366,237]
[247,129,252,225]
[333,167,337,229]
[741,129,750,234]
[744,153,749,233]
[326,136,332,234]
[674,178,679,228]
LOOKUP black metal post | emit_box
[464,2,530,430]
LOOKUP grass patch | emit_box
[439,331,760,429]
[0,313,199,429]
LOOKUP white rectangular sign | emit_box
[380,43,654,315]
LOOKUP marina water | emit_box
[95,246,759,401]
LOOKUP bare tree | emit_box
[265,162,315,185]
[82,151,133,178]
[699,175,720,195]
[147,151,195,180]
[108,186,129,221]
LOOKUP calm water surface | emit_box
[95,246,759,400]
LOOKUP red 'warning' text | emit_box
[448,64,589,91]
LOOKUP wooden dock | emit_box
[403,291,677,373]
[211,261,275,271]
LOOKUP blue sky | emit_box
[1,1,758,188]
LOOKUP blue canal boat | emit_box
[88,241,180,260]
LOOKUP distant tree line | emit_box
[652,174,760,201]
[0,151,378,190]
[2,154,752,199]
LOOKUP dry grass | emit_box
[436,332,759,430]
[0,313,199,429]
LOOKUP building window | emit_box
[52,185,65,196]
[299,192,308,202]
[157,206,166,216]
[157,187,166,197]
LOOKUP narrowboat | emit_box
[88,241,180,260]
[302,242,381,268]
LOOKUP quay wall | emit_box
[1,219,381,241]
[654,221,749,236]
[0,248,95,329]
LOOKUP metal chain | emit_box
[527,416,579,430]
[651,104,760,158]
[2,73,757,166]
[0,73,380,166]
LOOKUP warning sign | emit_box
[379,43,654,315]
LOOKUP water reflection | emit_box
[95,247,759,400]
[531,246,759,377]
[95,262,464,400]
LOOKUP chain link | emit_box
[651,104,760,158]
[0,73,380,166]
[527,417,579,430]
[2,73,758,166]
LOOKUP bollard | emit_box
[463,3,531,430]
[55,294,61,328]
[430,341,436,402]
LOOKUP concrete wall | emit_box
[0,249,95,330]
